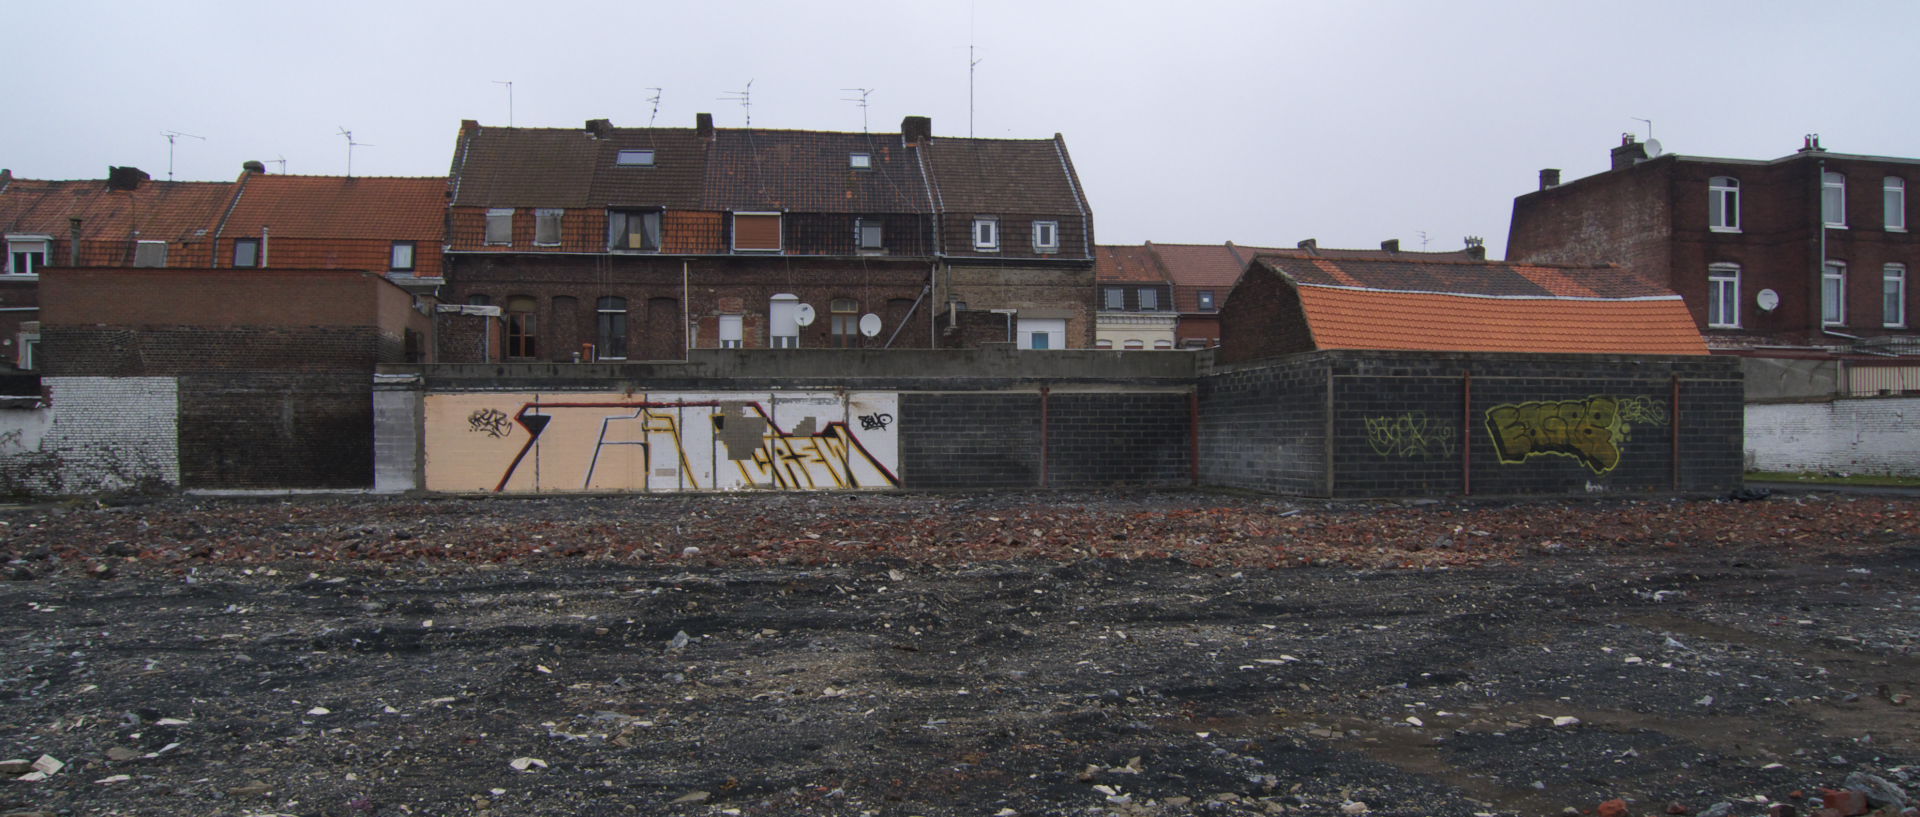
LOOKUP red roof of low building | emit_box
[1295,285,1708,355]
[221,174,447,239]
[0,175,233,242]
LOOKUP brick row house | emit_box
[1509,135,1918,355]
[442,114,1095,360]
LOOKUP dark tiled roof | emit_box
[588,130,709,209]
[1249,250,1670,299]
[702,130,928,213]
[450,126,602,208]
[0,177,233,242]
[1094,245,1167,284]
[221,174,446,239]
[923,137,1087,214]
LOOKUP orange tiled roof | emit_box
[1094,244,1167,283]
[221,174,446,239]
[0,176,233,242]
[1296,285,1708,355]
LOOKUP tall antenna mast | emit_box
[271,155,287,174]
[337,127,374,177]
[161,130,205,182]
[493,80,514,127]
[1632,117,1653,140]
[1416,230,1430,251]
[840,88,874,132]
[646,88,663,127]
[719,80,753,128]
[968,1,981,138]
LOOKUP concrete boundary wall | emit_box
[1745,397,1920,476]
[36,377,180,493]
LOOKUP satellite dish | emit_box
[1756,289,1780,312]
[794,303,816,327]
[858,313,881,337]
[1644,138,1663,158]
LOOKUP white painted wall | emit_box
[1746,397,1919,476]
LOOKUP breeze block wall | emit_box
[36,377,180,493]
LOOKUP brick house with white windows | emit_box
[1508,135,1918,356]
[441,114,1095,360]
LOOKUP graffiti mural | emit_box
[1363,412,1456,459]
[1484,394,1667,474]
[423,391,899,493]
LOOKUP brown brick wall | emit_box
[40,268,394,329]
[1216,266,1315,364]
[939,262,1095,348]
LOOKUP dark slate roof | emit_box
[922,136,1088,214]
[702,130,929,213]
[1248,250,1672,299]
[0,176,233,242]
[588,129,709,209]
[450,126,602,208]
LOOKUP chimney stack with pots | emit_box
[1540,168,1561,190]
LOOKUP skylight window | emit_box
[849,153,872,169]
[616,149,656,167]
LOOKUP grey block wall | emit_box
[1046,392,1192,488]
[900,393,1043,489]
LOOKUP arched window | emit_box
[596,296,628,359]
[507,296,538,359]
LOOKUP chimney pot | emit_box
[1610,137,1647,171]
[1380,239,1399,253]
[696,112,714,139]
[1539,168,1561,189]
[901,115,932,145]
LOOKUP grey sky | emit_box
[9,1,1916,257]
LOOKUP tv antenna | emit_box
[493,80,514,127]
[162,130,204,182]
[271,155,287,174]
[841,87,874,132]
[337,127,374,177]
[719,80,753,128]
[1632,117,1653,140]
[646,88,663,127]
[1416,230,1430,251]
[968,46,983,138]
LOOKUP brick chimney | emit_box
[1611,134,1647,170]
[901,116,932,146]
[460,119,480,135]
[1798,133,1826,153]
[1296,238,1317,253]
[696,112,714,139]
[584,119,613,138]
[1380,239,1399,253]
[1539,168,1561,190]
[1463,236,1486,261]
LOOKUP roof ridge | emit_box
[1296,281,1680,302]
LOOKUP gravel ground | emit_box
[0,491,1916,817]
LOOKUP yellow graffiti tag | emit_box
[1484,395,1666,474]
[1364,412,1456,459]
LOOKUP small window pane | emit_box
[1823,263,1846,325]
[390,241,416,271]
[233,239,259,268]
[719,315,743,348]
[133,241,167,268]
[616,149,655,166]
[1823,172,1846,227]
[1886,178,1907,231]
[849,153,871,169]
[1139,289,1158,311]
[1197,290,1216,311]
[1104,288,1125,310]
[858,220,883,249]
[1887,265,1907,327]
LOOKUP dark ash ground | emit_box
[0,491,1916,817]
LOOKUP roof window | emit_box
[616,149,656,167]
[849,153,872,169]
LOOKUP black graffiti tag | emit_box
[469,408,513,439]
[858,412,894,432]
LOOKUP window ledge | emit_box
[1708,227,1741,234]
[1,274,40,282]
[1888,227,1908,233]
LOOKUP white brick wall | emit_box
[1746,397,1919,476]
[37,377,181,492]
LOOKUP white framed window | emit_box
[133,240,167,267]
[718,314,743,349]
[1032,220,1059,253]
[1886,264,1908,328]
[608,209,662,252]
[616,149,655,167]
[856,218,883,250]
[1017,318,1065,350]
[232,237,260,268]
[1886,177,1906,232]
[1823,172,1846,228]
[849,153,871,169]
[6,235,50,276]
[769,293,800,348]
[596,296,628,359]
[1103,287,1124,310]
[534,208,564,246]
[1197,290,1216,311]
[1707,263,1740,328]
[972,217,998,251]
[732,212,782,253]
[390,241,416,271]
[1708,176,1740,232]
[1823,261,1847,326]
[485,208,514,245]
[17,330,39,371]
[1138,288,1159,311]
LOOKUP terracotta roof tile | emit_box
[221,174,446,239]
[1094,245,1167,283]
[1295,285,1708,355]
[1252,251,1669,299]
[702,130,928,213]
[0,177,233,242]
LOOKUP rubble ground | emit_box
[0,490,1916,817]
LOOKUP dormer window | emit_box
[133,240,167,268]
[5,235,50,276]
[608,209,662,252]
[849,153,872,169]
[1032,221,1059,253]
[732,212,782,253]
[616,149,655,167]
[232,238,260,268]
[972,217,999,251]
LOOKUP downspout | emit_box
[682,259,691,357]
[261,226,270,268]
[68,218,82,266]
[1816,158,1828,340]
[1670,374,1681,491]
[1461,370,1472,496]
[1038,385,1050,488]
[1187,389,1200,486]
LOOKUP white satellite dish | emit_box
[858,313,881,337]
[794,303,816,327]
[1756,289,1780,312]
[1644,138,1663,158]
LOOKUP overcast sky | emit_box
[9,1,1916,257]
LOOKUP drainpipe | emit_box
[1670,375,1681,491]
[68,218,82,266]
[1038,385,1050,488]
[261,226,270,268]
[682,259,691,358]
[1462,371,1472,496]
[1187,389,1199,485]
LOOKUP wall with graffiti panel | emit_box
[423,392,900,493]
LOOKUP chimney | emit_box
[901,115,932,146]
[460,119,480,135]
[242,160,266,174]
[696,112,714,139]
[106,166,149,191]
[584,119,613,138]
[1539,168,1561,190]
[1610,133,1647,170]
[1798,133,1826,153]
[1380,239,1399,253]
[1463,236,1486,261]
[1296,238,1317,253]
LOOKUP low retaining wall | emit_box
[1745,397,1920,476]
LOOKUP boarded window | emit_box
[486,209,514,245]
[534,209,564,246]
[733,212,782,252]
[133,240,167,267]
